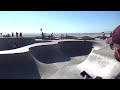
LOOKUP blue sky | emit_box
[0,11,120,33]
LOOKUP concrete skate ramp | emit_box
[30,41,106,64]
[0,52,40,79]
[78,36,95,40]
[77,45,120,79]
[28,40,106,79]
[0,40,107,79]
[30,55,58,79]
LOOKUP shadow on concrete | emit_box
[30,41,94,64]
[58,41,93,57]
[95,36,102,38]
[35,36,60,40]
[0,52,41,79]
[114,73,120,79]
[79,36,95,40]
[35,40,52,43]
[64,36,78,39]
[0,38,35,51]
[0,38,52,51]
[30,44,70,64]
[44,38,60,40]
[0,40,106,79]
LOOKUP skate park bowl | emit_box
[0,39,119,79]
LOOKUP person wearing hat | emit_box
[106,25,120,62]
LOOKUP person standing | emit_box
[12,32,14,37]
[102,32,106,40]
[16,32,18,38]
[40,28,44,40]
[20,32,22,37]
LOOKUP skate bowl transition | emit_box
[0,38,51,51]
[0,38,119,79]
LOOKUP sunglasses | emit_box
[110,44,120,53]
[110,44,114,50]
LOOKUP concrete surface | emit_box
[0,38,119,79]
[77,44,120,79]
